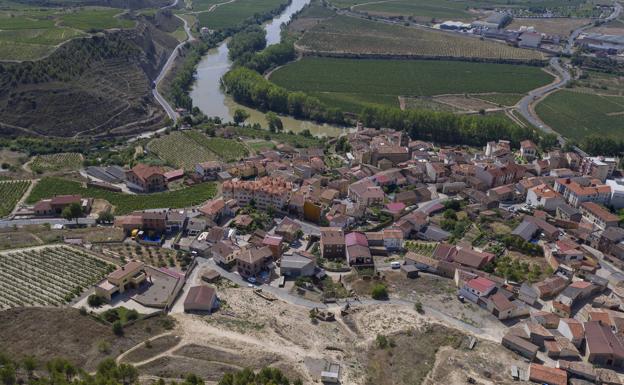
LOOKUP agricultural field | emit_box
[572,70,624,96]
[0,6,134,61]
[270,57,552,112]
[0,245,115,309]
[297,15,546,61]
[197,0,289,29]
[95,243,192,270]
[0,180,30,217]
[148,130,248,169]
[29,152,83,174]
[26,177,217,214]
[536,90,624,141]
[472,92,524,106]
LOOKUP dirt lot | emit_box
[509,18,592,36]
[0,225,125,250]
[434,95,499,112]
[346,271,507,339]
[0,307,174,372]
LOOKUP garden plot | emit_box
[0,180,30,218]
[29,152,83,173]
[0,245,115,309]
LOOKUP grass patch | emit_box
[26,177,217,214]
[228,126,323,147]
[471,93,524,106]
[184,131,248,161]
[535,90,624,141]
[298,15,546,61]
[270,57,552,113]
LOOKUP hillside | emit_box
[0,16,180,138]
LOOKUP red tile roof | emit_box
[466,277,496,293]
[529,364,567,385]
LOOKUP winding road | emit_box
[151,0,196,121]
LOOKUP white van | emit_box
[390,261,401,269]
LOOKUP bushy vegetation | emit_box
[26,177,217,214]
[371,283,388,300]
[228,25,267,62]
[30,153,83,174]
[239,38,296,74]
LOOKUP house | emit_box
[125,164,166,192]
[212,240,239,267]
[382,229,403,250]
[552,281,599,317]
[580,202,619,229]
[534,276,569,299]
[475,163,525,188]
[526,184,565,212]
[520,140,537,161]
[184,285,219,313]
[280,253,316,277]
[502,332,539,360]
[518,282,539,306]
[199,198,226,222]
[528,364,567,385]
[33,195,92,217]
[545,336,580,360]
[452,248,494,269]
[262,235,283,259]
[384,202,406,220]
[584,320,624,368]
[394,190,419,206]
[320,227,346,259]
[186,218,207,236]
[166,210,187,233]
[556,204,582,222]
[557,318,585,348]
[195,161,223,181]
[486,292,528,320]
[235,246,273,278]
[461,276,496,302]
[524,322,555,347]
[95,261,146,302]
[349,182,385,207]
[519,32,542,49]
[114,214,143,234]
[346,232,373,267]
[531,310,561,329]
[275,217,302,243]
[140,210,167,233]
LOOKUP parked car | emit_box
[390,261,401,269]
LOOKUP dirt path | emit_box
[116,332,184,366]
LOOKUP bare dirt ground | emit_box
[434,95,499,112]
[509,18,591,36]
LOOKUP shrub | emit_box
[112,321,123,336]
[88,294,105,308]
[371,283,388,300]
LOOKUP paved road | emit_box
[151,0,195,122]
[565,2,623,54]
[516,57,571,144]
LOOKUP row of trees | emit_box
[228,25,267,63]
[0,352,301,385]
[237,38,296,74]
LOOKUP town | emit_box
[2,121,624,385]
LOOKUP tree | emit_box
[88,294,105,307]
[97,210,114,224]
[112,320,123,336]
[62,202,83,224]
[265,112,283,132]
[371,283,388,300]
[233,108,250,125]
[22,356,36,378]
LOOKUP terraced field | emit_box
[0,245,114,309]
[0,7,135,61]
[26,177,217,214]
[30,152,83,173]
[197,0,289,29]
[536,90,624,141]
[148,131,248,169]
[0,180,31,218]
[297,15,546,61]
[270,57,552,112]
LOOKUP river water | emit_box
[189,0,347,137]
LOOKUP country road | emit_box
[151,0,196,121]
[516,57,571,143]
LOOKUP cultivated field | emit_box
[297,15,546,61]
[197,0,289,29]
[148,130,248,169]
[270,57,552,112]
[0,6,135,61]
[536,90,624,141]
[0,180,30,218]
[26,177,217,214]
[0,245,114,309]
[573,70,624,96]
[30,152,83,173]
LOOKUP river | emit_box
[189,0,347,137]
